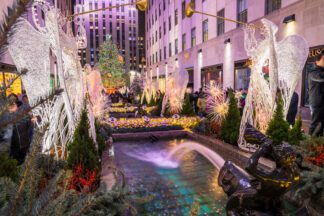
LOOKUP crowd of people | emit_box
[109,90,134,104]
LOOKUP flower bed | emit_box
[109,106,156,113]
[109,117,201,130]
[113,125,183,133]
[111,102,125,107]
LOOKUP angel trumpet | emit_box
[67,0,148,18]
[185,2,261,30]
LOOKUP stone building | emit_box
[145,0,324,107]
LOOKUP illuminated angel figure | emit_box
[7,0,88,158]
[239,19,308,152]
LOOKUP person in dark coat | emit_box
[308,52,324,136]
[286,91,299,126]
[8,101,32,164]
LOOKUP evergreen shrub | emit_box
[219,89,241,145]
[0,153,19,181]
[181,94,195,116]
[266,92,289,145]
[288,111,304,146]
[67,105,100,171]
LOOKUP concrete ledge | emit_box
[112,130,188,141]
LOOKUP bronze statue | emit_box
[218,124,299,216]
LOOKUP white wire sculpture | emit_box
[161,69,189,115]
[239,19,309,152]
[7,0,89,158]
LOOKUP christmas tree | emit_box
[181,94,195,116]
[266,92,290,146]
[96,35,125,89]
[219,89,241,145]
[148,94,156,107]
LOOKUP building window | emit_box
[164,46,166,59]
[191,27,196,47]
[182,1,186,19]
[182,34,186,51]
[155,31,157,42]
[202,19,208,42]
[265,0,281,15]
[169,16,171,30]
[160,49,162,61]
[156,51,158,63]
[217,9,225,36]
[159,4,161,16]
[237,0,248,27]
[175,39,178,54]
[155,9,157,21]
[163,0,165,10]
[163,22,166,35]
[235,67,251,90]
[175,9,178,25]
[169,42,172,57]
[159,26,161,38]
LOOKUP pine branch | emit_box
[73,197,95,216]
[0,0,32,52]
[0,89,63,130]
[10,124,48,216]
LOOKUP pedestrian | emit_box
[308,51,324,136]
[286,91,299,126]
[8,100,32,164]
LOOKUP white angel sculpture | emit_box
[239,19,308,151]
[7,0,87,158]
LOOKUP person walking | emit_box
[286,91,299,126]
[308,52,324,136]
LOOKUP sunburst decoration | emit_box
[167,96,182,115]
[206,83,228,123]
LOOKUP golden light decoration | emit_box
[67,0,148,18]
[118,55,124,63]
[185,2,261,30]
[168,97,182,115]
[211,102,229,122]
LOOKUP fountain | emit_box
[166,141,225,171]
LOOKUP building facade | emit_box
[145,0,324,107]
[0,0,74,93]
[74,0,145,75]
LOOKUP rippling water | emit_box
[115,139,227,215]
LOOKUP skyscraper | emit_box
[74,0,145,74]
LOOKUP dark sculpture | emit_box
[218,124,300,216]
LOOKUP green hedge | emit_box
[112,125,183,133]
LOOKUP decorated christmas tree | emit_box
[96,35,125,89]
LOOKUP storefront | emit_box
[201,64,222,88]
[234,60,251,90]
[0,63,22,96]
[301,46,324,107]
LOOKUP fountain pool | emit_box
[115,139,227,215]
